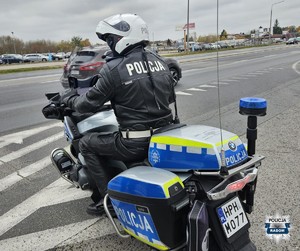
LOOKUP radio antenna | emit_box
[216,0,228,175]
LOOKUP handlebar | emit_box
[43,92,113,121]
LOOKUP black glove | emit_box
[60,89,78,107]
[42,105,64,120]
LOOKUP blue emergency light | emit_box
[239,97,267,116]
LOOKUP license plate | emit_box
[217,197,248,238]
[71,70,79,75]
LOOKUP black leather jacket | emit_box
[68,46,176,130]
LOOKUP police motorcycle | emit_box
[42,86,267,251]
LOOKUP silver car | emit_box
[23,53,48,62]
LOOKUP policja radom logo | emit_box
[264,213,291,244]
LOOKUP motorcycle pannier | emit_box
[107,166,189,251]
[149,125,248,171]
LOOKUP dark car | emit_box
[1,54,23,64]
[286,38,298,45]
[61,46,182,89]
[60,46,110,89]
[163,57,182,86]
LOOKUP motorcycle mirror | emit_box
[45,92,60,101]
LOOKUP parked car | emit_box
[61,46,182,89]
[23,53,48,62]
[177,43,202,52]
[60,46,110,89]
[177,45,185,52]
[210,43,221,49]
[1,54,23,64]
[217,41,230,48]
[286,38,298,45]
[52,52,66,60]
[202,44,212,50]
[190,43,202,51]
[163,57,182,86]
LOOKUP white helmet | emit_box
[96,13,149,55]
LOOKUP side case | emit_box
[188,200,210,251]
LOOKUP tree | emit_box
[288,25,296,33]
[80,38,91,47]
[166,39,172,47]
[273,19,282,34]
[71,36,83,48]
[220,29,228,40]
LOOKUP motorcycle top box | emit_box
[148,125,248,171]
[107,166,189,250]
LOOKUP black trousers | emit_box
[79,131,149,202]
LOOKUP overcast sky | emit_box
[1,0,299,44]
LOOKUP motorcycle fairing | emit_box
[149,125,248,171]
[77,110,118,135]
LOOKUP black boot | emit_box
[86,198,116,217]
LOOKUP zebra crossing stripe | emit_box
[0,218,100,251]
[0,157,50,192]
[0,178,90,237]
[0,132,63,166]
[0,122,62,148]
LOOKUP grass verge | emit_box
[0,65,63,74]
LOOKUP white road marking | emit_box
[255,70,270,73]
[231,76,249,80]
[0,178,90,236]
[292,60,300,75]
[252,72,265,75]
[0,219,100,251]
[244,73,259,76]
[187,88,207,91]
[0,157,50,192]
[199,84,217,88]
[176,91,192,95]
[0,122,62,148]
[0,132,63,166]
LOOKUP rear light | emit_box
[79,62,104,71]
[207,168,258,200]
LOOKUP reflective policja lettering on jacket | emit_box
[126,61,166,76]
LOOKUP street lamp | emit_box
[269,1,284,43]
[186,0,190,52]
[11,32,16,54]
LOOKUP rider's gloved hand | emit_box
[60,89,78,107]
[42,105,64,120]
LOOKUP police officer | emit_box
[61,13,177,215]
